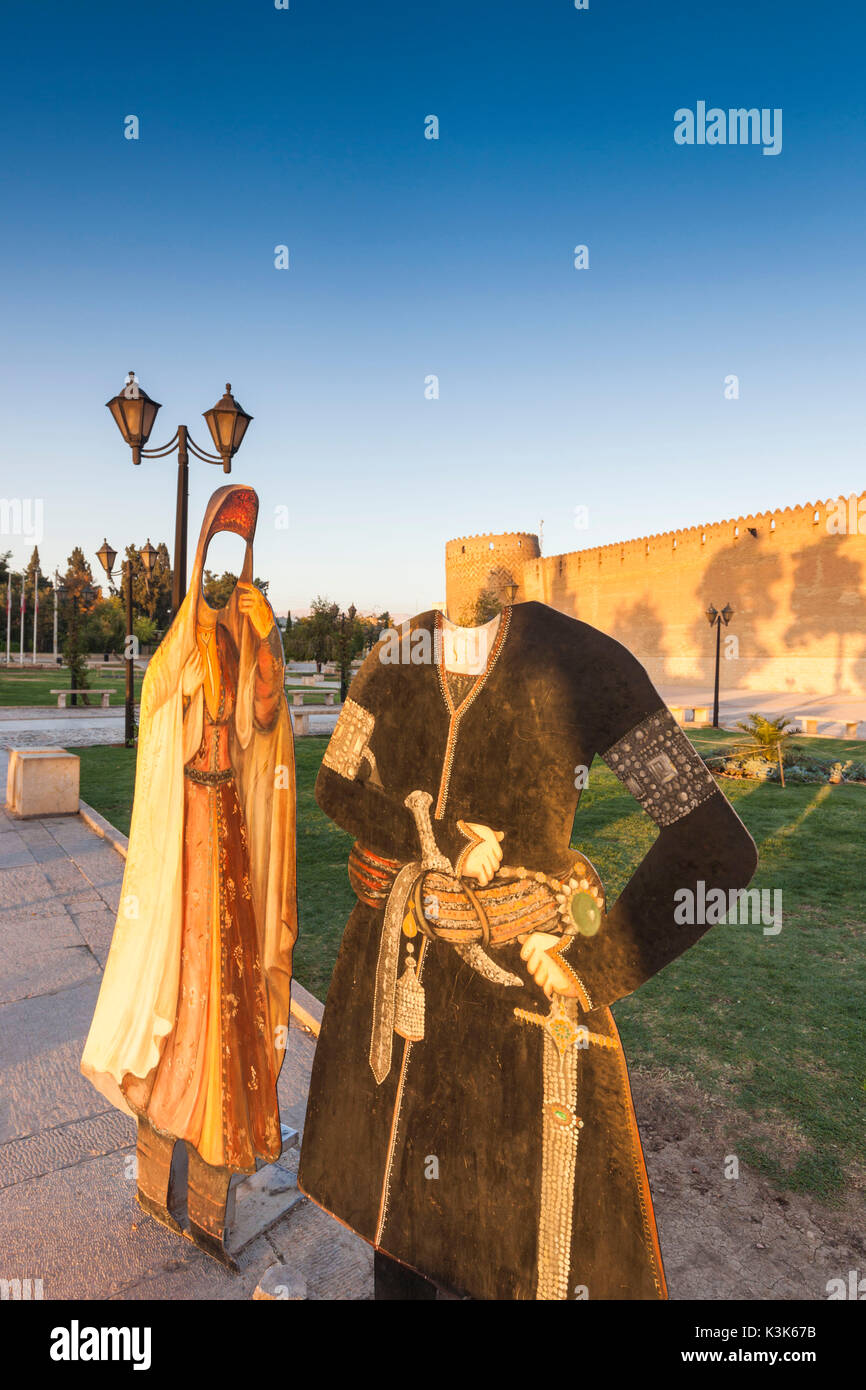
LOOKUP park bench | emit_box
[794,715,862,738]
[290,691,335,708]
[291,703,342,737]
[50,689,113,709]
[668,704,710,727]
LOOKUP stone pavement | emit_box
[0,777,372,1301]
[0,706,134,751]
[656,683,866,739]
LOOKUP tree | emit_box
[133,615,158,647]
[461,585,503,626]
[25,546,41,584]
[201,571,270,609]
[84,596,126,655]
[59,549,98,700]
[62,547,96,599]
[124,541,173,627]
[283,596,340,671]
[283,599,387,679]
[22,548,55,653]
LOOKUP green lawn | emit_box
[77,729,866,1204]
[0,665,144,707]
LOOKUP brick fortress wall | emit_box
[446,494,866,697]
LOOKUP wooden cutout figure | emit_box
[298,603,758,1300]
[82,486,297,1268]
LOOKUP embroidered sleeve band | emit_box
[322,697,375,780]
[601,707,718,828]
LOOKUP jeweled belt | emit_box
[350,841,603,945]
[183,765,235,786]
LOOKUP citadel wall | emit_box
[446,494,866,697]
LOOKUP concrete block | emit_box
[5,749,80,818]
[228,1155,303,1255]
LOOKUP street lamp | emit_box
[96,539,156,747]
[105,373,253,617]
[202,384,253,469]
[140,538,158,576]
[706,602,735,729]
[105,380,161,466]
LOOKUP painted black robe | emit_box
[298,602,757,1300]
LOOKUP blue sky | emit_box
[1,0,863,615]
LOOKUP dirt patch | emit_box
[630,1066,866,1300]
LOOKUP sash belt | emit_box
[350,842,563,945]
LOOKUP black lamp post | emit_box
[105,374,252,618]
[97,538,157,747]
[706,602,734,729]
[336,606,357,705]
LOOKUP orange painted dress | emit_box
[124,621,284,1171]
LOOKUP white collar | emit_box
[441,612,501,675]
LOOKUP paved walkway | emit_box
[0,707,133,751]
[657,684,866,739]
[0,778,371,1300]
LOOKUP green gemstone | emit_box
[571,891,601,936]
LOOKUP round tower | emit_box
[445,532,541,623]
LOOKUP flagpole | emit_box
[53,570,59,662]
[32,566,39,665]
[5,570,10,666]
[19,575,25,665]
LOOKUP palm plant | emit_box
[734,713,799,787]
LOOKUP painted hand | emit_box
[237,582,274,640]
[181,649,205,697]
[461,824,504,887]
[519,932,581,1000]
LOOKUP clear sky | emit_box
[1,0,863,617]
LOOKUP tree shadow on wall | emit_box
[610,598,671,677]
[456,565,517,624]
[687,535,784,690]
[783,536,866,696]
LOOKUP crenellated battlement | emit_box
[444,493,866,697]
